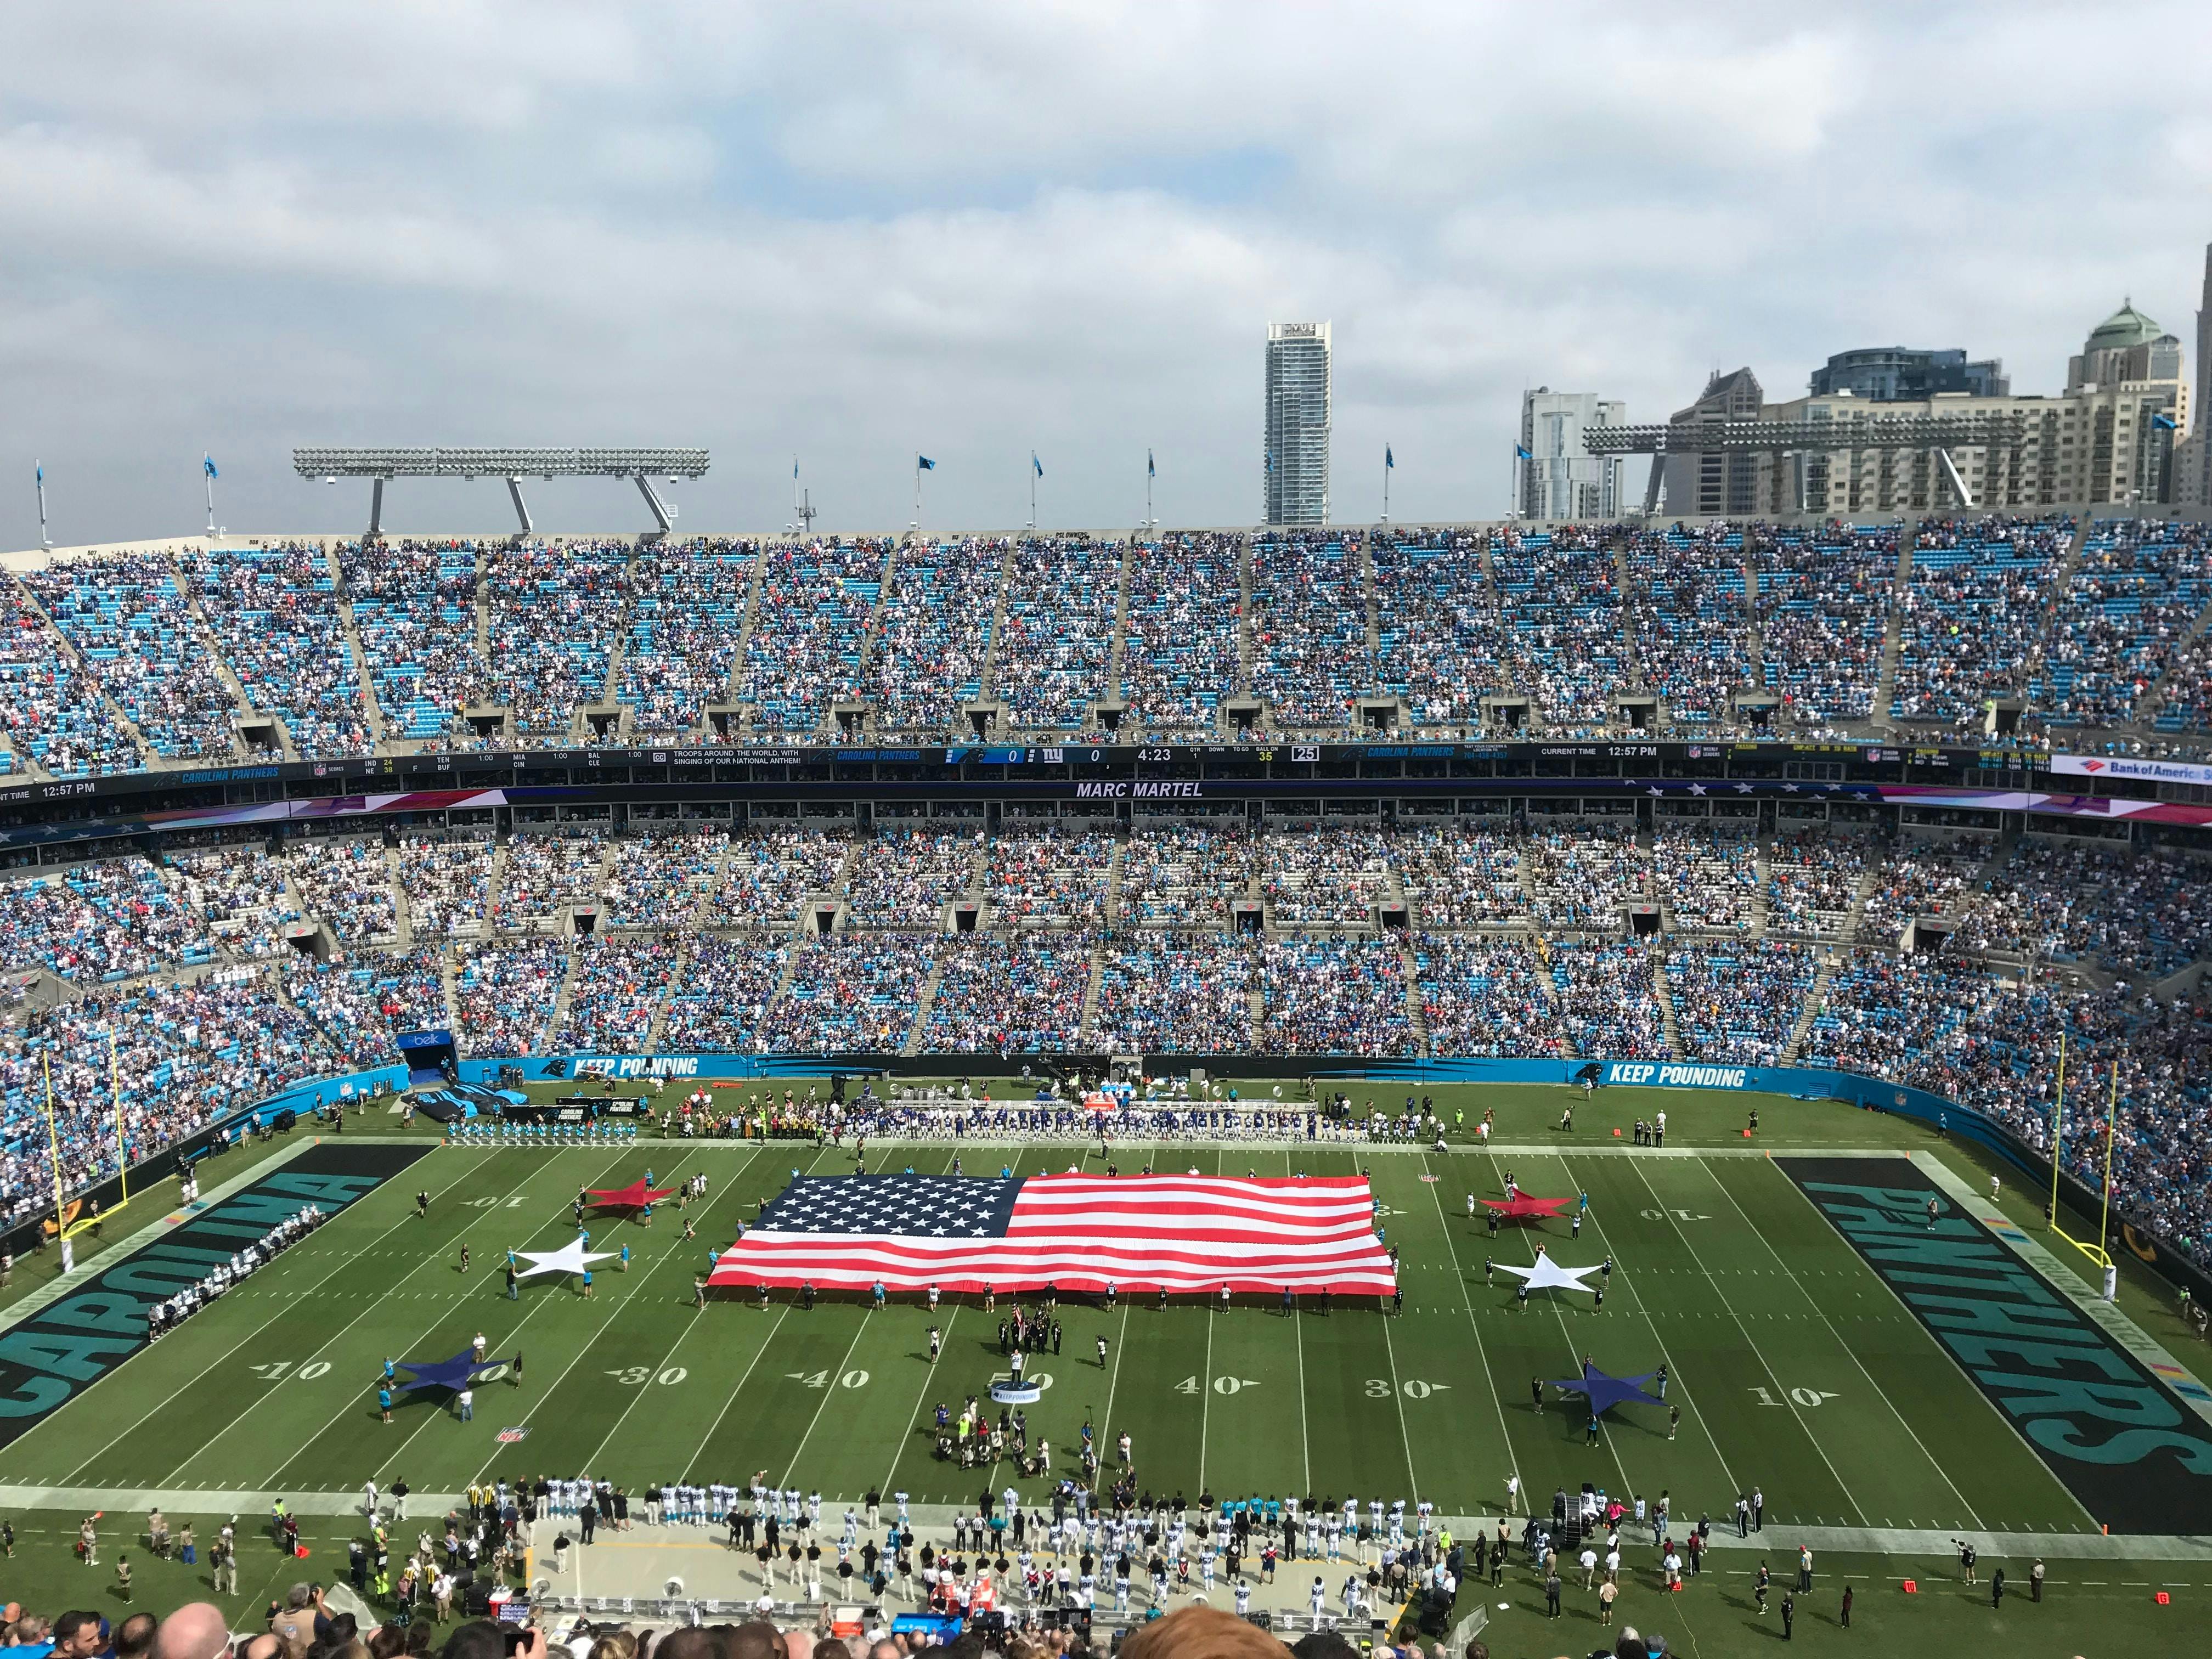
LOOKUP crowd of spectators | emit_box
[555,933,686,1053]
[600,827,728,928]
[1890,515,2072,726]
[1649,821,1758,933]
[658,935,788,1052]
[453,936,568,1057]
[758,934,934,1053]
[1857,832,1994,944]
[1415,935,1556,1056]
[401,833,495,939]
[0,575,143,775]
[1396,823,1528,926]
[1114,822,1255,926]
[1090,934,1256,1052]
[619,540,758,736]
[340,538,491,743]
[1248,532,1369,729]
[1121,533,1243,738]
[995,537,1122,731]
[482,540,631,737]
[868,539,1004,733]
[1492,526,1623,730]
[1761,826,1869,938]
[171,843,295,958]
[1259,938,1414,1054]
[2030,519,2211,729]
[986,826,1113,928]
[1261,826,1396,927]
[0,855,216,980]
[182,541,374,756]
[289,836,400,944]
[735,538,889,735]
[1627,526,1754,725]
[844,827,982,929]
[719,827,852,927]
[1525,822,1645,929]
[1370,529,1511,728]
[2,967,335,1228]
[22,554,241,760]
[1751,523,1897,726]
[920,933,1093,1051]
[1664,940,1814,1066]
[496,832,607,934]
[283,945,449,1068]
[1549,941,1667,1059]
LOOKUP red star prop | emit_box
[584,1178,679,1211]
[1479,1192,1571,1222]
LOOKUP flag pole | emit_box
[204,457,217,538]
[1029,454,1037,531]
[36,461,51,549]
[912,457,921,532]
[1146,451,1154,532]
[1383,446,1390,524]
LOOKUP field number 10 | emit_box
[1748,1386,1839,1408]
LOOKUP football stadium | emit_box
[2,504,2210,1659]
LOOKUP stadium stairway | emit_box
[1077,939,1105,1047]
[331,548,392,747]
[544,941,584,1048]
[720,539,772,731]
[1780,952,1835,1064]
[1103,537,1136,704]
[1651,949,1688,1058]
[386,840,416,947]
[1397,932,1428,1051]
[902,952,947,1059]
[1869,520,1920,730]
[2019,517,2094,710]
[973,538,1018,709]
[1235,536,1255,710]
[642,934,696,1051]
[1749,833,1774,938]
[177,565,272,758]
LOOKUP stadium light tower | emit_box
[291,447,710,538]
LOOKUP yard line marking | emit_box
[495,1146,772,1486]
[1196,1147,1220,1488]
[56,1147,504,1483]
[1694,1158,1984,1528]
[1415,1153,1527,1500]
[871,1148,965,1499]
[321,1145,669,1491]
[684,1304,795,1481]
[1286,1151,1312,1494]
[1099,1299,1133,1477]
[1545,1153,1741,1495]
[778,1309,876,1490]
[1624,1155,1869,1525]
[1486,1151,1637,1502]
[1377,1293,1420,1505]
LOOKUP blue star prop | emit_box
[393,1347,509,1395]
[1548,1361,1664,1419]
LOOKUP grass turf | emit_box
[3,1084,2208,1658]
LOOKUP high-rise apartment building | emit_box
[1809,347,2008,400]
[1265,321,1331,524]
[2170,247,2212,507]
[1660,367,1765,516]
[1517,388,1626,520]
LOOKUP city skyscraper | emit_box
[2172,244,2212,507]
[1517,388,1627,520]
[1265,321,1331,524]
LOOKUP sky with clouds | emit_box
[4,1,2210,547]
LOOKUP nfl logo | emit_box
[496,1426,530,1443]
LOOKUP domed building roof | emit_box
[2084,300,2165,352]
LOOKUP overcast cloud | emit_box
[3,1,2210,546]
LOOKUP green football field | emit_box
[3,1084,2210,1659]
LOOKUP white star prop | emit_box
[1497,1257,1604,1293]
[512,1237,619,1279]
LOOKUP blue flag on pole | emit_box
[2153,413,2177,430]
[794,458,800,478]
[1515,444,1532,461]
[1386,446,1394,469]
[204,455,218,479]
[918,455,936,471]
[1148,449,1156,479]
[1033,453,1043,477]
[35,464,43,484]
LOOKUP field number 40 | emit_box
[1749,1386,1839,1408]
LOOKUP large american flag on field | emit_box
[707,1172,1396,1295]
